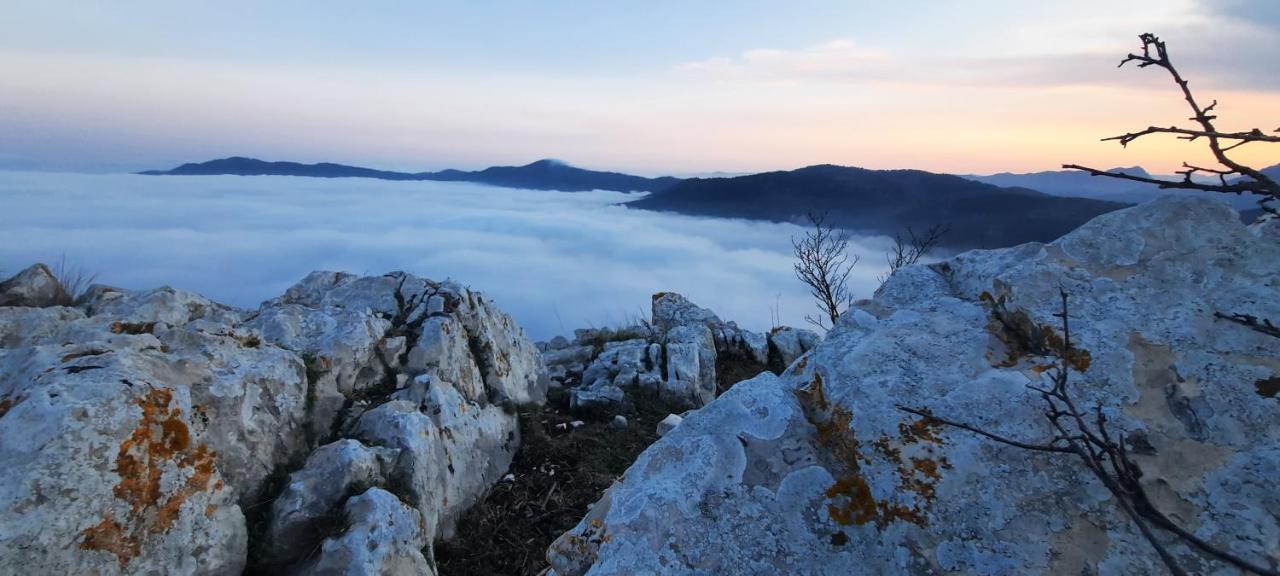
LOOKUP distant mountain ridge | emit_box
[967,165,1276,210]
[140,157,681,193]
[626,164,1129,250]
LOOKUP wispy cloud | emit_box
[0,172,896,339]
[673,6,1280,92]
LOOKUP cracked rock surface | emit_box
[547,197,1280,575]
[0,269,546,575]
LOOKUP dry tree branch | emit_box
[1063,33,1280,219]
[879,224,949,284]
[1214,311,1280,339]
[899,290,1278,576]
[792,212,858,329]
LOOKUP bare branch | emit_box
[1065,33,1280,220]
[1062,164,1267,195]
[1102,126,1280,147]
[1214,311,1280,339]
[895,405,1073,453]
[880,224,949,285]
[902,290,1278,575]
[793,212,858,329]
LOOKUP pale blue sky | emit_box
[2,1,1276,174]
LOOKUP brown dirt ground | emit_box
[433,387,684,575]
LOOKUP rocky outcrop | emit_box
[0,269,546,574]
[304,488,433,575]
[0,263,65,307]
[547,197,1280,575]
[542,293,819,413]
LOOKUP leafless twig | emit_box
[1063,33,1280,219]
[879,224,948,284]
[899,290,1277,575]
[1214,311,1280,339]
[793,212,858,329]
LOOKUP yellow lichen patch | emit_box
[980,291,1091,372]
[795,373,950,529]
[80,387,222,567]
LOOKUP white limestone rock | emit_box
[767,326,820,370]
[655,413,684,436]
[548,197,1280,575]
[264,439,399,566]
[0,346,248,574]
[0,267,546,574]
[352,378,519,544]
[305,488,433,576]
[82,285,244,326]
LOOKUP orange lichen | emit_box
[79,387,221,566]
[796,372,950,529]
[825,475,878,525]
[981,291,1091,372]
[80,517,141,568]
[897,416,945,446]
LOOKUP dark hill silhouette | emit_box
[140,157,680,193]
[968,165,1267,210]
[626,164,1130,250]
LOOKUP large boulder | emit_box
[303,488,434,575]
[263,439,398,566]
[0,269,547,574]
[0,263,65,307]
[351,375,520,545]
[0,344,248,574]
[548,197,1280,575]
[0,289,303,574]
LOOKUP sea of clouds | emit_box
[0,171,897,339]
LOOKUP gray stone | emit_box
[306,488,433,576]
[570,385,627,412]
[655,413,684,436]
[0,267,546,574]
[767,326,819,370]
[264,439,398,565]
[548,197,1280,575]
[0,263,64,307]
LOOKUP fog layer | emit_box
[0,171,894,339]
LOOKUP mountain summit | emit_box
[140,157,681,193]
[626,164,1128,249]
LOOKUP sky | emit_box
[1,0,1277,175]
[0,171,895,339]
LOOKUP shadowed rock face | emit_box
[547,197,1280,575]
[0,269,546,574]
[542,292,819,413]
[0,263,64,307]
